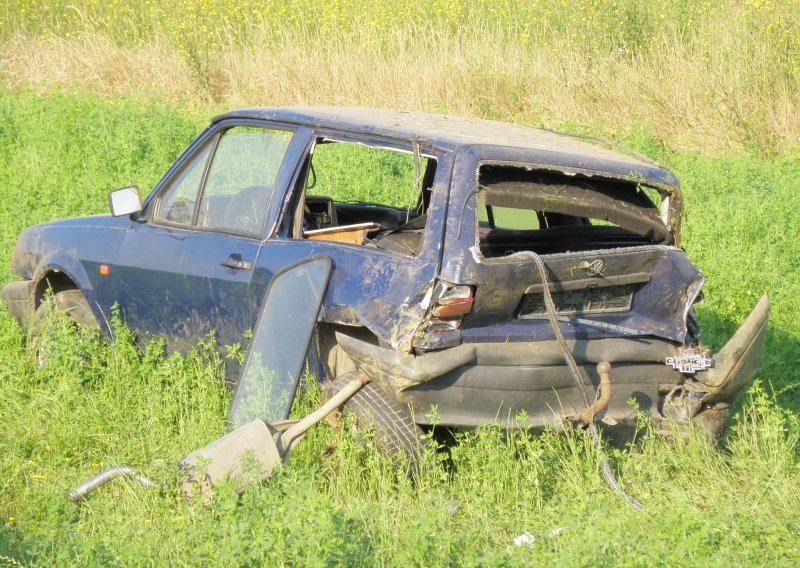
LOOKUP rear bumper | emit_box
[334,293,769,430]
[336,333,680,429]
[1,279,34,329]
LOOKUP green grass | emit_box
[0,90,799,565]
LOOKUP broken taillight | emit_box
[430,283,474,323]
[413,282,475,350]
[413,282,473,349]
[431,297,474,318]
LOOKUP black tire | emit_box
[30,289,98,366]
[694,406,731,443]
[323,372,428,467]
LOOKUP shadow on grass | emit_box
[1,524,27,565]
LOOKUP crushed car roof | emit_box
[213,107,679,188]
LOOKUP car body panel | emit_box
[98,222,264,351]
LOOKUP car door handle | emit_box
[220,255,252,271]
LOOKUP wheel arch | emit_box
[32,254,106,332]
[316,322,380,382]
[34,269,80,309]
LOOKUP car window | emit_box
[230,255,332,425]
[478,203,541,230]
[476,164,670,258]
[198,126,294,235]
[308,141,425,209]
[155,141,213,225]
[293,139,436,256]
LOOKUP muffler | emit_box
[179,374,368,496]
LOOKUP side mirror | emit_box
[108,186,142,217]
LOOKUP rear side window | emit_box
[477,165,670,258]
[308,141,427,209]
[289,138,437,256]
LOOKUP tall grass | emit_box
[1,1,800,152]
[0,88,799,565]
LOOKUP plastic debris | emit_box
[513,532,535,547]
[513,528,565,548]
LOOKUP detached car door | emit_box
[95,122,299,352]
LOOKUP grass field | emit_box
[1,3,800,563]
[0,88,798,565]
[2,1,800,153]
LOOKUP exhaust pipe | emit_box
[68,466,159,502]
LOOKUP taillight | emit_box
[430,282,474,321]
[431,297,474,318]
[413,282,474,350]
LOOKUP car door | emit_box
[95,122,301,352]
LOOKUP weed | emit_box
[0,89,798,564]
[1,2,800,151]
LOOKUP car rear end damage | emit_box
[335,293,767,436]
[336,154,769,440]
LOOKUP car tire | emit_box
[30,289,99,366]
[694,405,731,443]
[323,372,428,469]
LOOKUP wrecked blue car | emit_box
[1,108,768,457]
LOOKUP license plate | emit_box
[517,284,637,318]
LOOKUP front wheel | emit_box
[30,289,99,366]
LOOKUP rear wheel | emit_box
[323,372,428,468]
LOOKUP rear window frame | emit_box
[472,160,678,261]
